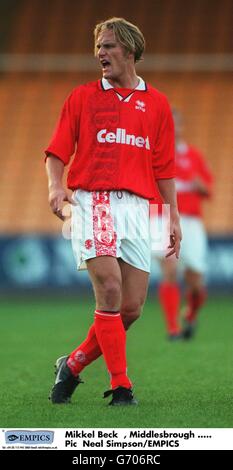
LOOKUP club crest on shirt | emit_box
[135,100,146,112]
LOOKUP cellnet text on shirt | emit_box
[97,128,150,150]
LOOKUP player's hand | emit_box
[48,186,76,221]
[191,177,210,196]
[166,209,182,259]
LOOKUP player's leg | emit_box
[67,255,122,377]
[151,209,181,340]
[50,189,112,403]
[158,257,181,339]
[66,189,117,378]
[67,324,102,376]
[182,268,207,339]
[117,190,150,330]
[118,258,149,330]
[86,256,137,405]
[180,217,208,339]
[104,259,148,405]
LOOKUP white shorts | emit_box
[71,190,151,273]
[151,215,208,274]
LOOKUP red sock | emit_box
[158,282,181,334]
[67,324,102,376]
[94,310,132,390]
[185,287,207,322]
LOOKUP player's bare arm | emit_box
[46,155,75,220]
[156,178,182,259]
[192,176,211,196]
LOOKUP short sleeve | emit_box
[152,96,175,180]
[45,88,81,165]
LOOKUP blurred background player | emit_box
[152,109,213,340]
[45,18,181,406]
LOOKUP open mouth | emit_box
[101,60,111,69]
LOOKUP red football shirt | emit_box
[151,142,213,217]
[45,77,175,199]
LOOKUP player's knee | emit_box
[121,301,143,329]
[97,277,121,309]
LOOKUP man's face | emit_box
[96,29,132,84]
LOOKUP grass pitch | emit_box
[0,295,232,428]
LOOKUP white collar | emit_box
[101,76,146,91]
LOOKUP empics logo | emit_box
[5,430,54,445]
[97,128,150,150]
[7,434,19,442]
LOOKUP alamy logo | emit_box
[97,128,150,150]
[135,100,146,112]
[5,430,54,445]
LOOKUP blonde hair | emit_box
[94,17,145,62]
